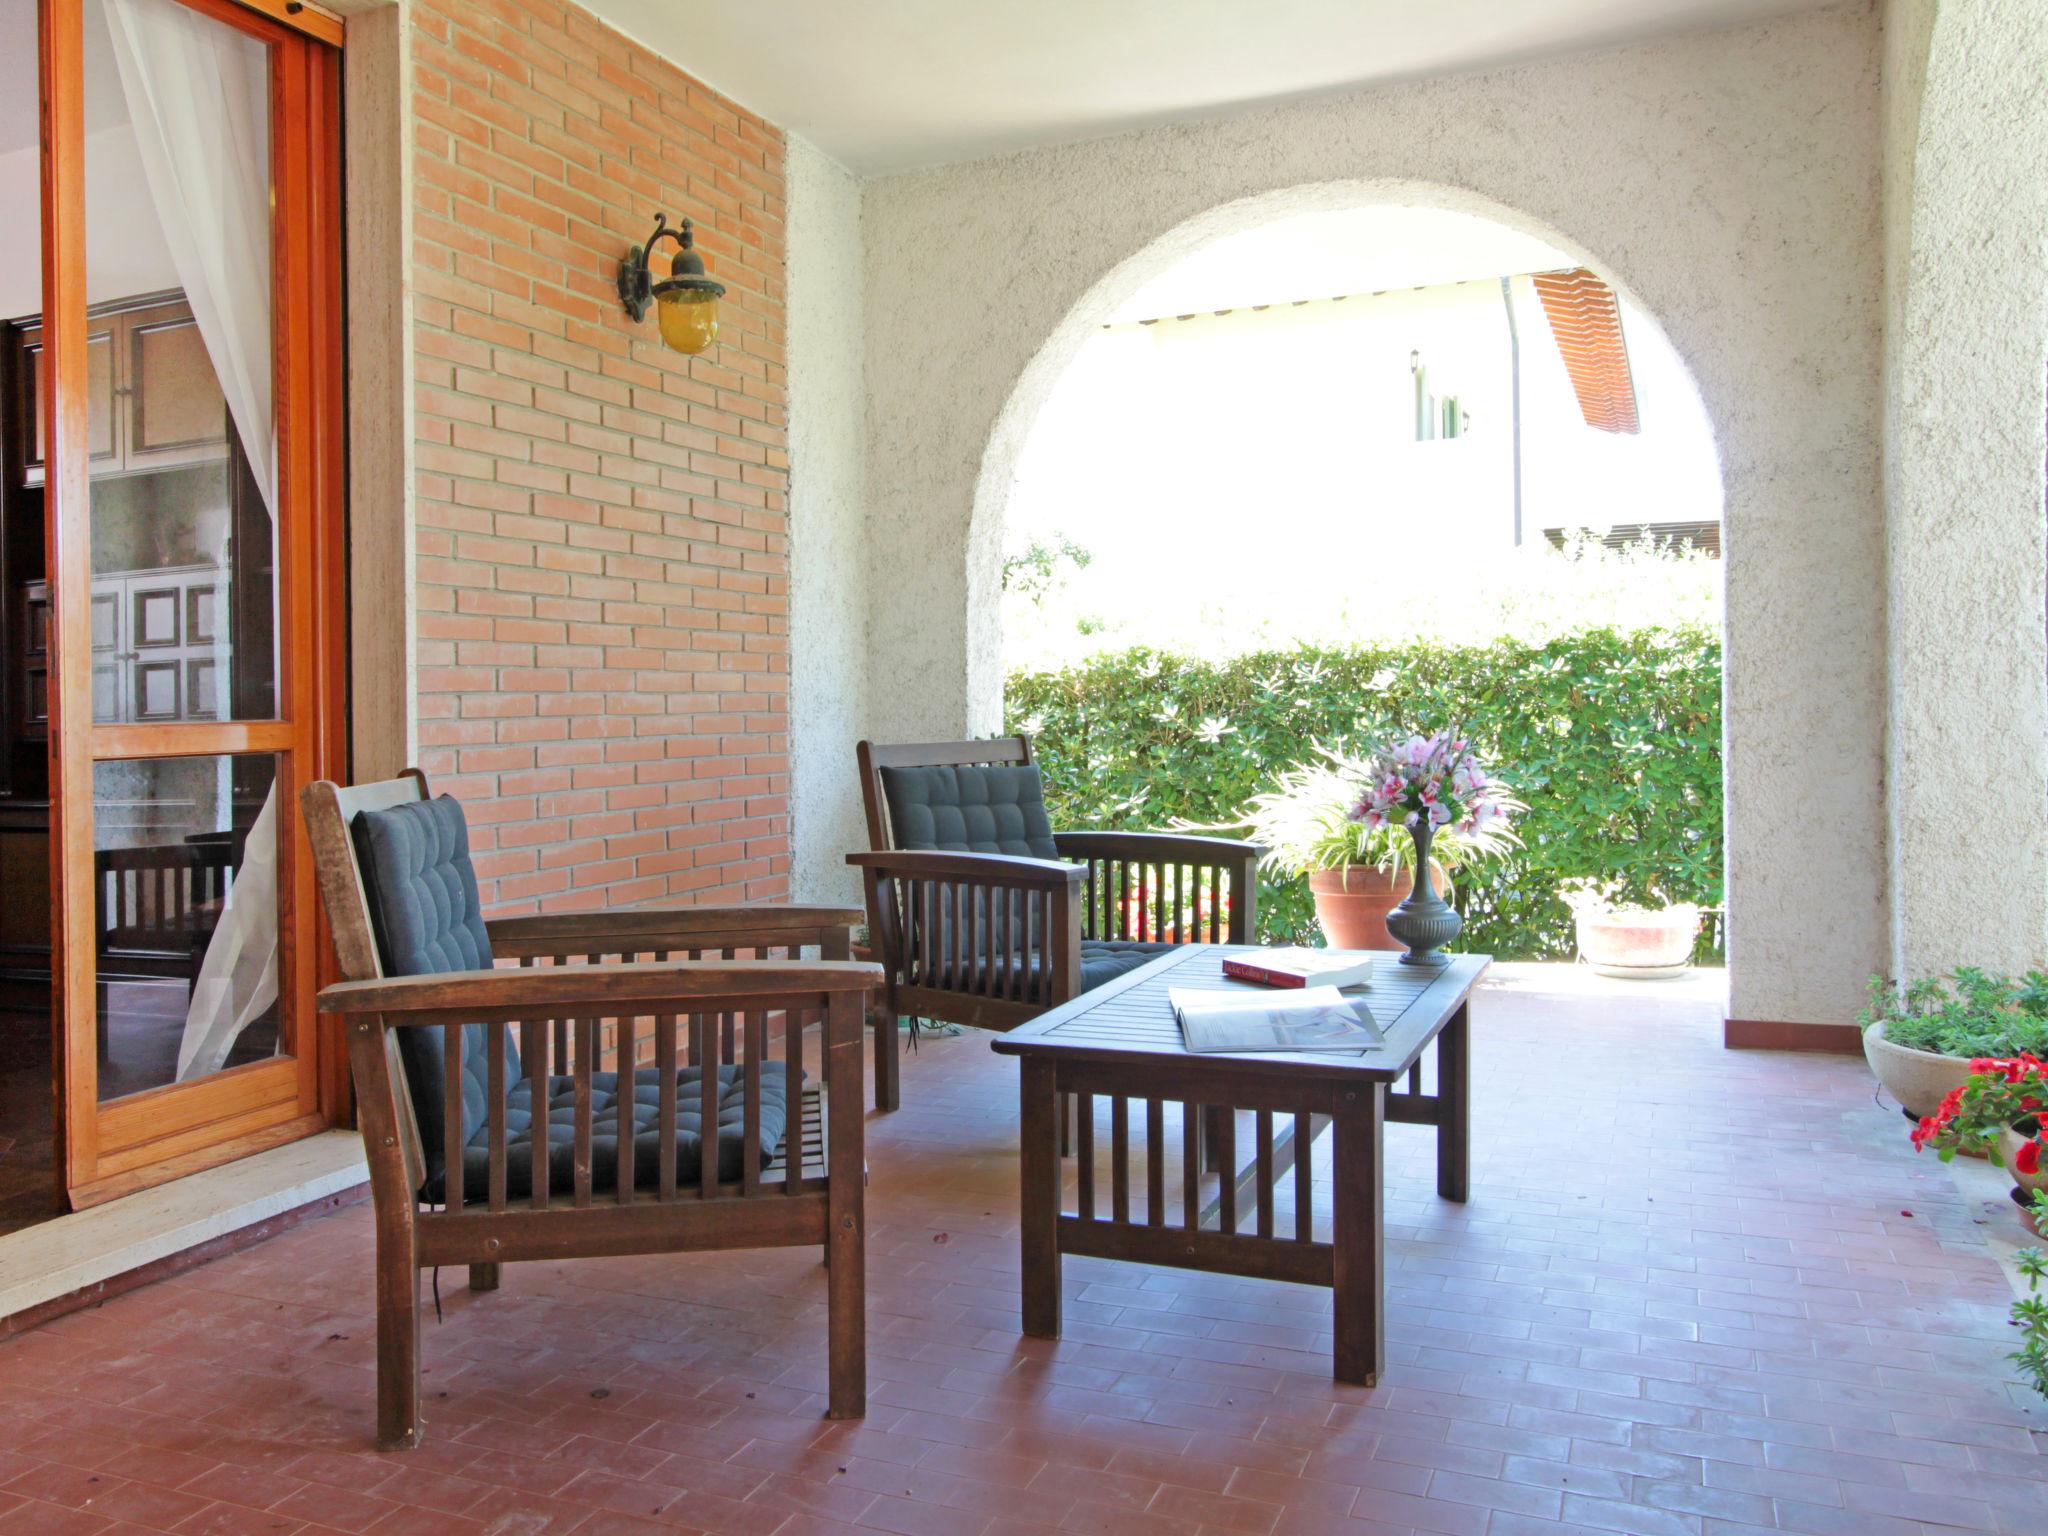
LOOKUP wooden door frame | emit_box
[38,0,347,1209]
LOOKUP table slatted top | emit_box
[991,946,1487,1082]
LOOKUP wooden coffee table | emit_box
[992,944,1485,1385]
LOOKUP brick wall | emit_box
[409,0,790,912]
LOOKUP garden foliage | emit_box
[1862,969,2048,1058]
[1005,628,1724,962]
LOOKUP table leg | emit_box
[1437,1002,1470,1203]
[874,1009,901,1113]
[1332,1082,1385,1386]
[1200,1104,1231,1174]
[1020,1057,1062,1339]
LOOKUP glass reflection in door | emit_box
[82,0,287,1107]
[82,0,279,728]
[94,753,281,1100]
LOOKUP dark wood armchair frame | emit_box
[304,770,878,1448]
[851,737,1260,1111]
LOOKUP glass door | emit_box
[40,0,343,1204]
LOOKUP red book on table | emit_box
[1222,948,1375,990]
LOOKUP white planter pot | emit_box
[1862,1021,1977,1118]
[1575,905,1699,979]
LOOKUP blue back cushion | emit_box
[350,795,510,1190]
[880,764,1059,857]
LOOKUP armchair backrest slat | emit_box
[657,1013,680,1199]
[527,1021,551,1213]
[742,1012,766,1195]
[615,1014,636,1206]
[487,1023,509,1211]
[572,1017,595,1208]
[699,1015,720,1202]
[444,1023,465,1212]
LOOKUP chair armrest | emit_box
[318,958,883,1022]
[485,902,863,960]
[846,849,1082,889]
[1053,831,1264,866]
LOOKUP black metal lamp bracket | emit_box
[617,213,692,322]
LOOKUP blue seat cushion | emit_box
[1081,939,1173,992]
[879,764,1060,858]
[350,795,506,1193]
[456,1061,798,1203]
[930,938,1171,994]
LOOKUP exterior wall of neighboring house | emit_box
[786,137,869,905]
[858,3,1887,1031]
[404,0,793,912]
[1882,0,2048,983]
[1000,275,1720,666]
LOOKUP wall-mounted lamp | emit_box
[616,212,726,355]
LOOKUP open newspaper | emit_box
[1169,985,1386,1055]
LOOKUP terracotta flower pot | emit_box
[1309,864,1447,951]
[1862,1020,1978,1119]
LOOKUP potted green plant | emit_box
[1860,970,2048,1119]
[1234,745,1521,951]
[1561,878,1702,979]
[1908,1056,2048,1396]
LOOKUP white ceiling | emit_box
[0,0,133,155]
[584,0,1837,175]
[1110,207,1576,322]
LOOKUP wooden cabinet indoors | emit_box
[20,565,231,735]
[16,295,229,486]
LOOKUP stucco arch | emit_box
[857,7,1885,1028]
[962,178,1718,730]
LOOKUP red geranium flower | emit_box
[2017,1138,2042,1177]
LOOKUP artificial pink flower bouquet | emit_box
[1349,731,1522,844]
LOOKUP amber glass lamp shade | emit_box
[656,288,719,355]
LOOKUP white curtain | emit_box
[100,0,282,1082]
[102,0,274,503]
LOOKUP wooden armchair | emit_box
[851,737,1260,1110]
[303,769,877,1448]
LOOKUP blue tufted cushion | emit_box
[929,937,1171,994]
[880,764,1059,858]
[1080,939,1174,992]
[351,795,506,1194]
[458,1062,797,1201]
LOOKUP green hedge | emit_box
[1004,628,1724,962]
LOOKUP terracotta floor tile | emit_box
[0,976,2040,1536]
[3,1498,119,1536]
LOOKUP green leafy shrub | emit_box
[1005,628,1723,961]
[1862,969,2048,1057]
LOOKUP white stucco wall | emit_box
[786,136,870,905]
[859,3,1888,1028]
[1883,0,2048,980]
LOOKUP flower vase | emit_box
[1383,819,1461,967]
